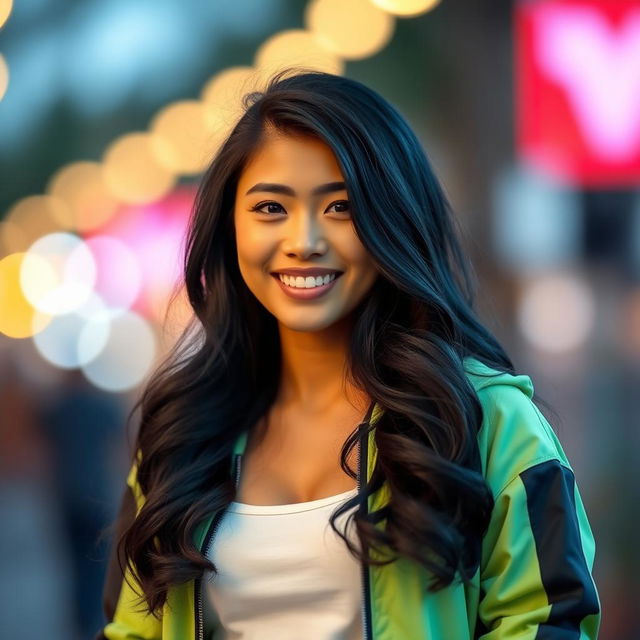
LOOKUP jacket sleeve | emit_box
[476,457,602,638]
[95,455,162,640]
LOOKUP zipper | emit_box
[195,427,374,640]
[194,452,241,640]
[358,426,374,640]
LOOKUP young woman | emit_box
[97,69,601,640]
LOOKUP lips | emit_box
[272,271,343,300]
[270,268,343,278]
[271,272,343,283]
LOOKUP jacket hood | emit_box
[463,356,534,398]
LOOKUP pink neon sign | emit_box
[516,0,640,186]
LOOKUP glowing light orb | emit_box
[517,272,595,353]
[21,232,97,316]
[4,195,69,253]
[370,0,440,17]
[305,0,395,60]
[47,161,120,232]
[0,252,52,338]
[85,234,142,311]
[255,29,344,80]
[81,310,157,393]
[150,100,221,175]
[103,132,177,204]
[0,54,8,102]
[32,292,110,369]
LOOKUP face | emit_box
[233,130,379,333]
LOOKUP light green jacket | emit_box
[99,357,601,639]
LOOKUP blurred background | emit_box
[0,0,637,638]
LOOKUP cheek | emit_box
[352,253,380,295]
[339,243,379,295]
[234,228,277,290]
[345,239,377,276]
[235,219,265,264]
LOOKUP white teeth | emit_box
[278,273,338,288]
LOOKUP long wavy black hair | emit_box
[117,68,546,617]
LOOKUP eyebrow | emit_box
[245,181,347,197]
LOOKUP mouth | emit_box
[271,271,344,299]
[270,272,344,285]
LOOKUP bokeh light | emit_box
[81,310,157,393]
[0,219,27,257]
[305,0,395,60]
[84,234,143,311]
[254,29,344,80]
[2,195,70,254]
[102,132,177,204]
[371,0,441,17]
[517,272,595,353]
[0,252,52,338]
[200,66,265,136]
[46,161,121,232]
[96,186,193,321]
[149,100,219,175]
[0,0,12,29]
[0,54,8,102]
[32,292,110,369]
[492,165,582,272]
[21,232,97,316]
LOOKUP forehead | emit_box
[237,131,344,190]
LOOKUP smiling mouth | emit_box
[272,272,343,287]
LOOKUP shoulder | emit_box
[463,356,572,498]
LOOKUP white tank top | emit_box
[203,486,364,639]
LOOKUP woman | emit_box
[97,69,601,639]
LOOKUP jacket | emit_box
[97,356,601,639]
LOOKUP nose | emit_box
[282,210,327,257]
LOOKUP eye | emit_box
[326,200,351,214]
[249,201,285,215]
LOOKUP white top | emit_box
[203,487,364,640]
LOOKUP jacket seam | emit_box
[493,456,573,501]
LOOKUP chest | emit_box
[235,410,362,505]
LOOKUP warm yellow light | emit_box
[305,0,395,60]
[370,0,440,17]
[0,220,26,258]
[200,67,268,156]
[255,29,344,81]
[102,132,176,204]
[0,0,12,30]
[201,66,265,126]
[149,100,221,175]
[21,232,96,316]
[0,54,8,102]
[46,161,120,232]
[0,252,52,339]
[3,195,67,253]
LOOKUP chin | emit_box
[277,313,342,333]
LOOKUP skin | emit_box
[232,128,380,502]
